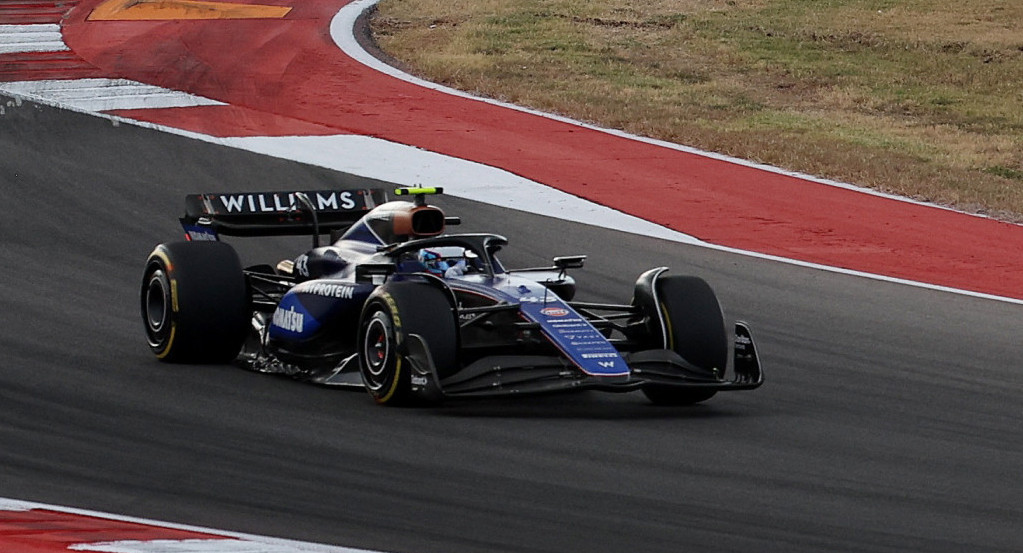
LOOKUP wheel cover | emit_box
[143,268,172,349]
[362,315,392,390]
[145,272,169,333]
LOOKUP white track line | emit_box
[0,24,69,54]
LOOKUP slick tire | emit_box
[141,241,249,363]
[358,280,457,406]
[641,275,728,406]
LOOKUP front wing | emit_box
[405,322,763,400]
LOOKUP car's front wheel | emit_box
[357,280,457,406]
[636,274,728,405]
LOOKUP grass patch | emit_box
[371,0,1023,221]
[986,166,1023,181]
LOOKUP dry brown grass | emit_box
[371,0,1023,221]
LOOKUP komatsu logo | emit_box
[218,191,358,213]
[272,306,305,333]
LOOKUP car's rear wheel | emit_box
[640,275,728,405]
[141,241,249,363]
[358,280,457,406]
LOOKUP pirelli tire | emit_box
[642,275,729,406]
[357,280,458,406]
[141,241,249,363]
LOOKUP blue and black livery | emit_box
[141,187,763,405]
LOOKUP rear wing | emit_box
[179,188,389,240]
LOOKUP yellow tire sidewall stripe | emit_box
[149,247,179,359]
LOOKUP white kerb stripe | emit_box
[0,79,225,111]
[0,24,69,54]
[69,538,335,553]
[0,498,33,511]
[2,497,389,553]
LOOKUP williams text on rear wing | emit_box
[180,189,389,240]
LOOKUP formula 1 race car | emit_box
[141,187,762,405]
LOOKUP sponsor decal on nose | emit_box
[539,307,569,317]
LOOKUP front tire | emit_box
[640,275,728,405]
[358,280,457,406]
[141,241,249,363]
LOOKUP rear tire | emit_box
[358,280,457,406]
[141,241,249,363]
[640,275,728,405]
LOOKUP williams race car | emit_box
[141,187,762,405]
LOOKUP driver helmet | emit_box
[417,247,471,277]
[417,248,450,276]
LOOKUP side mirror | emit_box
[553,255,586,270]
[356,263,396,284]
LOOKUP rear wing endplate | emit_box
[179,189,389,239]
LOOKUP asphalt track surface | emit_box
[3,98,1023,553]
